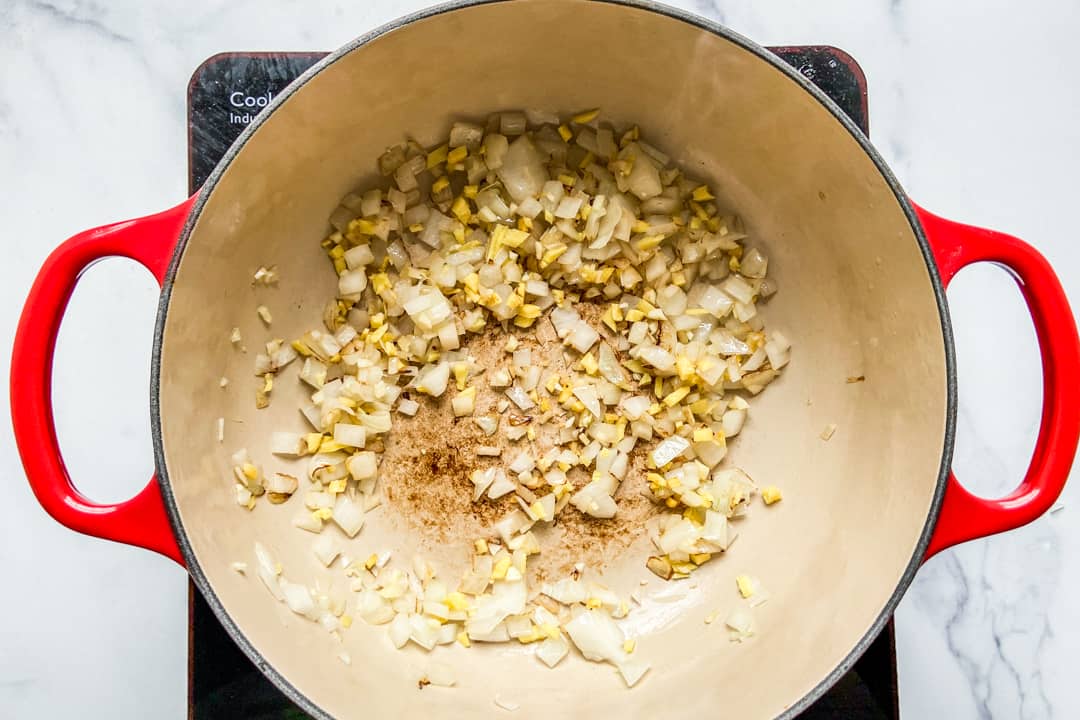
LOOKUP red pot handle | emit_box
[10,197,197,566]
[915,203,1080,559]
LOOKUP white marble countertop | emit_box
[1,0,1077,717]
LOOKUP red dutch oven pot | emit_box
[11,1,1080,718]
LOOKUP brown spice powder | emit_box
[380,307,661,580]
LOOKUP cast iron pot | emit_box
[12,1,1080,718]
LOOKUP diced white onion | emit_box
[496,135,547,202]
[487,470,516,500]
[333,423,367,448]
[312,533,340,567]
[279,579,320,620]
[346,451,378,481]
[415,362,450,397]
[570,482,617,519]
[237,111,793,683]
[650,435,690,467]
[266,473,298,495]
[331,494,365,537]
[505,386,535,411]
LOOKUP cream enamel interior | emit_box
[157,2,949,718]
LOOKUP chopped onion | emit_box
[517,197,543,219]
[721,276,755,305]
[700,510,731,550]
[452,387,477,417]
[765,332,791,369]
[623,144,662,200]
[536,635,570,668]
[568,323,600,354]
[346,451,378,481]
[474,415,499,436]
[279,579,320,620]
[636,344,675,374]
[253,265,278,285]
[253,543,284,601]
[312,533,340,567]
[657,285,687,317]
[470,468,496,500]
[487,470,516,500]
[336,272,367,300]
[541,578,587,605]
[554,196,584,219]
[500,111,528,136]
[388,612,411,648]
[333,423,367,448]
[292,510,323,534]
[270,431,304,456]
[725,606,755,641]
[657,518,697,555]
[493,509,534,544]
[617,657,651,688]
[572,385,602,420]
[237,110,794,684]
[620,395,651,420]
[496,135,547,202]
[331,494,365,537]
[597,343,628,387]
[740,248,768,278]
[505,385,535,411]
[570,482,617,519]
[449,121,484,148]
[693,437,727,468]
[345,244,374,269]
[415,362,450,397]
[740,347,767,373]
[508,452,536,474]
[650,435,690,468]
[512,348,532,371]
[721,409,746,437]
[357,589,395,625]
[266,473,298,495]
[564,608,626,663]
[692,285,735,318]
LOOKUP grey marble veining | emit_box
[23,0,137,45]
[0,1,1077,718]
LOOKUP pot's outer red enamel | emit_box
[11,197,197,565]
[10,1,1079,718]
[914,204,1080,558]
